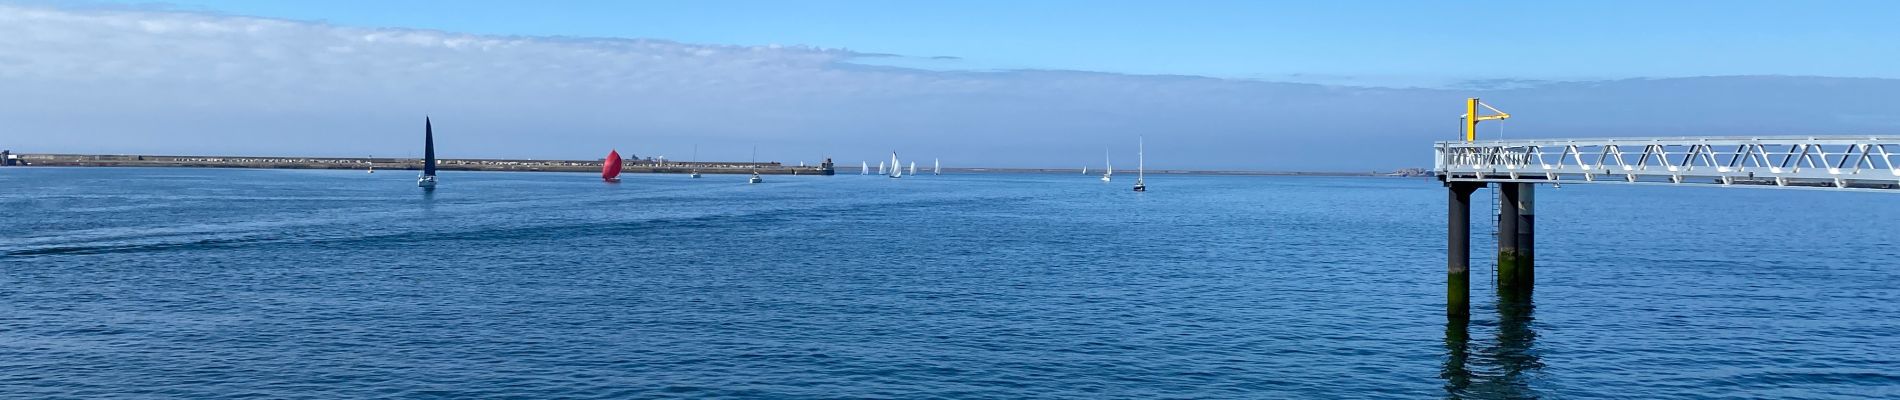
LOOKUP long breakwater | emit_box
[5,153,836,175]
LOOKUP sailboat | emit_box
[877,162,886,175]
[602,149,623,182]
[1100,147,1112,183]
[888,152,902,178]
[1083,166,1088,175]
[417,117,437,189]
[908,161,916,176]
[861,161,869,175]
[1133,137,1147,192]
[690,145,702,178]
[933,158,941,175]
[748,146,762,183]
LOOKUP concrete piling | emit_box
[1447,182,1483,319]
[1497,183,1534,296]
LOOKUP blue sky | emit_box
[89,0,1900,86]
[2,2,1896,170]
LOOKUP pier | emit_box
[1435,98,1899,318]
[1435,111,1899,317]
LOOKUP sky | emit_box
[79,0,1900,86]
[1,1,1897,170]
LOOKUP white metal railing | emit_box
[1434,136,1900,190]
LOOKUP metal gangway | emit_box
[1435,136,1900,191]
[1437,97,1900,323]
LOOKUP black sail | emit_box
[423,117,436,176]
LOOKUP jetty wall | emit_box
[9,153,836,175]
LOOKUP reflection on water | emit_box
[1443,316,1473,395]
[1444,292,1543,399]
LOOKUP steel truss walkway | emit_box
[1435,136,1900,190]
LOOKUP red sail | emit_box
[603,150,623,181]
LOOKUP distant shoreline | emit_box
[0,152,1432,177]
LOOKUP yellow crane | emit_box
[1462,97,1510,142]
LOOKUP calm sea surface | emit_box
[2,167,1896,399]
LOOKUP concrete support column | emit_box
[1515,184,1535,293]
[1447,182,1482,319]
[1497,183,1535,296]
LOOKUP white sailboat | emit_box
[748,146,762,183]
[1083,166,1088,175]
[933,158,941,175]
[877,161,886,175]
[1100,147,1112,183]
[861,161,869,175]
[889,152,902,178]
[908,161,916,176]
[690,144,702,178]
[1133,136,1147,192]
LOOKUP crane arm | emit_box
[1462,98,1511,141]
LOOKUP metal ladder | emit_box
[1489,184,1501,288]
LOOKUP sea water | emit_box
[2,167,1896,398]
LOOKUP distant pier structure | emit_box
[1,150,13,166]
[1435,98,1900,320]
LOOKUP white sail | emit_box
[934,158,941,175]
[890,152,902,178]
[1101,147,1113,182]
[1083,166,1088,175]
[908,161,916,176]
[877,162,885,175]
[861,161,868,175]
